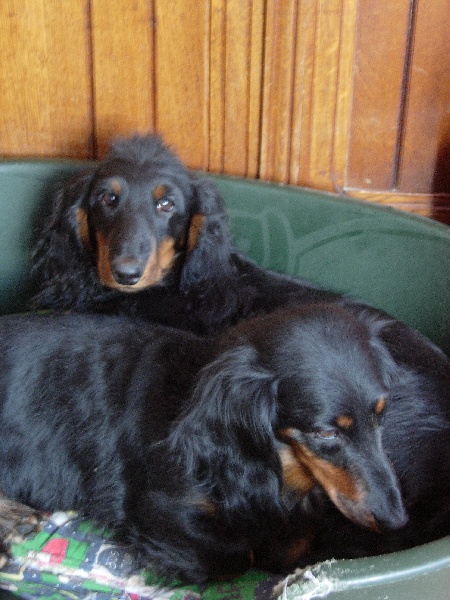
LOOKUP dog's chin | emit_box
[106,279,158,292]
[100,266,174,292]
[332,493,380,532]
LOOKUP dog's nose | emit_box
[373,489,409,532]
[112,260,144,286]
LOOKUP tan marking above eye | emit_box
[190,496,217,516]
[375,397,387,415]
[336,415,354,430]
[110,179,122,195]
[152,184,167,200]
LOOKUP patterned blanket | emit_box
[0,512,282,600]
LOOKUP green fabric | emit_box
[1,163,449,353]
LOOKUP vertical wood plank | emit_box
[260,0,297,183]
[0,0,92,157]
[209,0,226,172]
[306,0,343,191]
[346,0,411,190]
[397,0,450,194]
[223,0,253,175]
[289,1,317,186]
[209,0,264,177]
[330,0,358,191]
[246,0,264,178]
[290,0,344,191]
[154,0,210,170]
[90,0,155,158]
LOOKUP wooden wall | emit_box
[0,0,449,222]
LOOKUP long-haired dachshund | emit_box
[26,134,450,563]
[5,303,445,581]
[30,134,348,333]
[29,135,448,390]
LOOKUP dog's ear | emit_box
[184,176,234,278]
[179,176,242,331]
[170,344,285,529]
[30,169,100,310]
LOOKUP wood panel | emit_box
[293,0,346,191]
[330,0,358,192]
[0,0,448,221]
[91,0,155,157]
[398,0,450,195]
[260,0,298,183]
[260,0,355,192]
[0,0,92,157]
[345,0,412,190]
[209,0,264,177]
[288,1,318,186]
[153,0,210,170]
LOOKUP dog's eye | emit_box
[99,192,119,208]
[315,429,340,440]
[155,197,175,213]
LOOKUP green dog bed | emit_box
[0,161,449,600]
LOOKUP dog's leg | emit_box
[0,493,44,567]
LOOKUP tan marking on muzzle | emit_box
[278,445,315,495]
[279,428,377,529]
[96,232,176,291]
[75,208,93,252]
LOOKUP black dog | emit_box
[30,134,342,334]
[27,134,450,559]
[0,305,424,581]
[28,135,448,392]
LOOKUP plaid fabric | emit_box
[0,512,278,600]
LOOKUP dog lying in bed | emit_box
[29,134,343,332]
[26,134,450,563]
[4,303,443,582]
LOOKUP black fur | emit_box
[26,134,450,565]
[0,305,448,580]
[30,134,240,332]
[28,136,448,383]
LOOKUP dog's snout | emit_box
[112,259,144,286]
[375,510,409,533]
[373,490,409,532]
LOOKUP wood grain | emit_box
[0,0,92,157]
[90,0,155,157]
[331,0,358,191]
[346,0,411,190]
[301,0,344,191]
[397,0,450,195]
[223,0,262,177]
[260,0,297,183]
[154,0,210,169]
[209,0,264,177]
[0,0,448,220]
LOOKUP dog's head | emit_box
[31,135,235,308]
[171,304,407,542]
[269,306,408,533]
